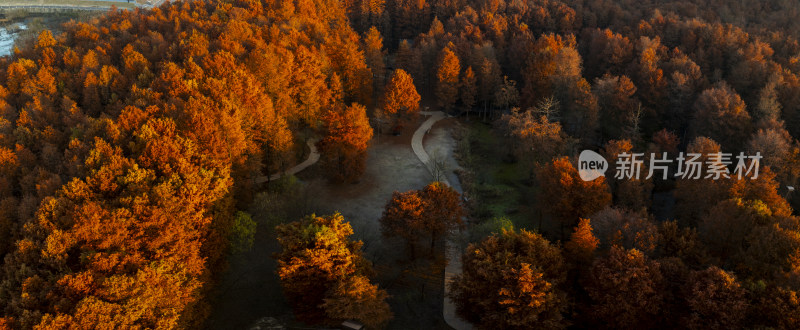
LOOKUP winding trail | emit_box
[412,111,474,330]
[412,111,447,169]
[255,138,320,184]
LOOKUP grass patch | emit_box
[455,120,543,236]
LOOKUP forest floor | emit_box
[205,115,463,329]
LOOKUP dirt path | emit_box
[413,111,447,167]
[255,138,320,184]
[413,112,474,330]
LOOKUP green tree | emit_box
[229,211,257,253]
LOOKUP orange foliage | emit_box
[565,218,599,262]
[585,246,664,328]
[318,103,374,183]
[449,229,567,328]
[379,69,420,133]
[538,157,612,230]
[275,213,391,326]
[0,0,372,326]
[380,182,464,255]
[436,45,460,110]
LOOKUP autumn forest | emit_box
[1,0,800,328]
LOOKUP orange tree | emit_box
[538,156,612,236]
[274,213,391,327]
[379,69,420,134]
[380,182,464,256]
[584,246,664,329]
[317,103,374,183]
[449,229,568,329]
[436,46,460,111]
[680,266,748,329]
[565,218,600,264]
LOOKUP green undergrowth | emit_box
[454,119,544,239]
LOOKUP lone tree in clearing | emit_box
[380,182,464,256]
